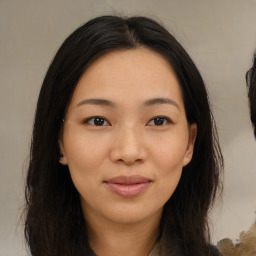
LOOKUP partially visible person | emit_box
[247,51,256,138]
[217,52,256,256]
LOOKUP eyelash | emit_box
[82,116,172,127]
[82,116,111,126]
[147,116,171,126]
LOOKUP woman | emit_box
[24,16,223,256]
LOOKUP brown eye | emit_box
[147,116,171,126]
[84,116,110,126]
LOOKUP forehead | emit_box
[69,48,184,109]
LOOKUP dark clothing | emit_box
[150,228,221,256]
[150,241,221,256]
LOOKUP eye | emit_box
[83,116,110,126]
[147,116,171,126]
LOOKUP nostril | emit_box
[116,158,143,165]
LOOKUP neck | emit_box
[84,208,162,256]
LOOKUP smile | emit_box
[104,175,152,198]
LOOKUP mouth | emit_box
[104,175,152,198]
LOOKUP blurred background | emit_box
[1,0,256,255]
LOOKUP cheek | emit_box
[63,132,109,187]
[147,131,188,200]
[153,144,184,189]
[150,147,184,206]
[64,130,108,163]
[149,132,188,174]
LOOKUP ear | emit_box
[182,123,197,166]
[58,139,68,165]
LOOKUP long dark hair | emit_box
[24,15,223,256]
[246,51,256,137]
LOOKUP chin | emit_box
[104,204,163,225]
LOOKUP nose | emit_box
[109,125,147,165]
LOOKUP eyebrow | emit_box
[143,98,180,111]
[76,97,180,111]
[76,99,116,108]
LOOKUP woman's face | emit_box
[59,48,197,225]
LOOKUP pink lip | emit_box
[105,175,152,198]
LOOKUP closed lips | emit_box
[105,175,152,197]
[105,175,152,184]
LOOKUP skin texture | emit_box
[59,48,197,255]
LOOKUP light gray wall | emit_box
[1,0,256,255]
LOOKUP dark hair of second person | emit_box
[246,52,256,138]
[217,51,256,256]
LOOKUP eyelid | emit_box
[147,116,172,126]
[80,115,172,126]
[82,116,111,126]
